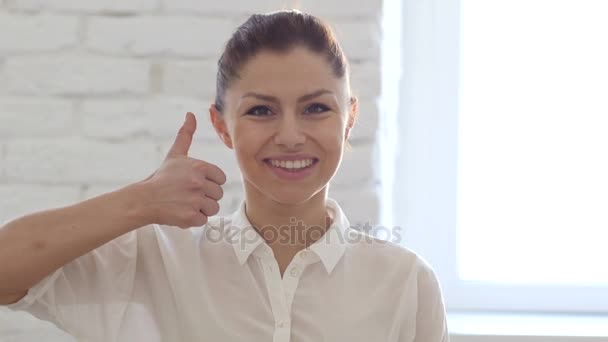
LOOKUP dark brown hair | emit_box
[214,10,353,113]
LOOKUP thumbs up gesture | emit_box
[142,112,227,228]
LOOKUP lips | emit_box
[262,153,318,161]
[262,154,320,170]
[263,156,319,180]
[263,158,319,169]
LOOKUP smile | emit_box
[262,158,319,180]
[265,158,316,170]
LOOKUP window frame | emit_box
[391,0,608,313]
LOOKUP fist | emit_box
[142,112,227,228]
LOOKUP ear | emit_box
[345,96,358,141]
[209,104,234,149]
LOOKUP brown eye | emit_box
[246,106,272,116]
[304,103,330,114]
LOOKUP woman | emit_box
[0,10,448,341]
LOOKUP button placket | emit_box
[282,263,306,313]
[297,249,320,267]
[258,256,291,342]
[273,322,291,342]
[289,267,300,277]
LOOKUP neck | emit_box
[243,184,332,254]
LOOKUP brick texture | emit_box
[0,0,384,229]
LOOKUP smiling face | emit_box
[210,46,356,205]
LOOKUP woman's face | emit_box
[211,46,356,204]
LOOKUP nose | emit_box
[273,114,306,149]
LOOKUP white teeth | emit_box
[268,158,314,169]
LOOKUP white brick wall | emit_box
[4,139,158,183]
[85,17,234,58]
[0,13,79,53]
[0,0,383,229]
[4,0,159,13]
[0,97,74,137]
[0,56,150,95]
[80,98,216,140]
[163,61,218,97]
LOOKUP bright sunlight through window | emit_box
[457,0,608,285]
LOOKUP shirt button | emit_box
[290,267,300,277]
[277,321,289,328]
[299,251,308,259]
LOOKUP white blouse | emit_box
[5,198,449,342]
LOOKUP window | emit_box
[391,0,608,312]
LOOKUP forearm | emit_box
[0,181,153,296]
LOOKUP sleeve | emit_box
[412,259,449,342]
[2,229,139,340]
[398,256,449,342]
[0,306,77,342]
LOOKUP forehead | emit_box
[227,46,347,99]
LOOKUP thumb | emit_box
[166,112,197,158]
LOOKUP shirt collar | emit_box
[229,197,349,275]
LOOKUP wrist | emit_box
[120,180,158,228]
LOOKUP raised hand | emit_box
[142,112,227,228]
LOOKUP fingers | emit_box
[190,213,208,228]
[204,163,227,185]
[166,112,197,159]
[201,179,224,201]
[191,160,227,186]
[180,196,217,228]
[199,197,220,217]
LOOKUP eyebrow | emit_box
[241,89,334,103]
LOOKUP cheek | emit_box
[316,122,346,151]
[231,123,267,159]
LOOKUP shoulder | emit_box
[344,227,439,283]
